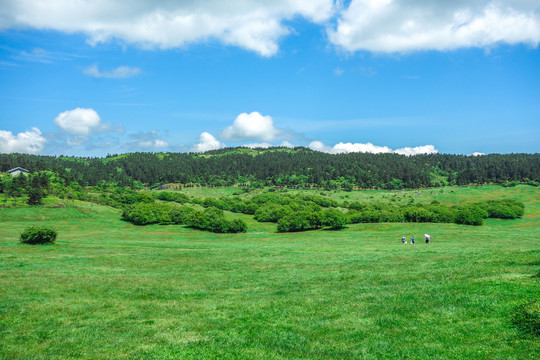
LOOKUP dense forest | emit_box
[1,147,539,189]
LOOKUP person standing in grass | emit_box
[424,234,431,244]
[402,236,406,244]
[411,236,415,245]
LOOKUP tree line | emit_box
[1,148,539,189]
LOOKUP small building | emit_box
[7,167,30,176]
[154,183,182,190]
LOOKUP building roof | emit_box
[7,167,30,173]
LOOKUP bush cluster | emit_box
[185,207,247,233]
[343,199,523,227]
[20,226,57,245]
[480,199,525,219]
[193,196,258,214]
[153,191,190,204]
[277,208,347,232]
[454,205,488,226]
[254,203,291,222]
[121,203,172,225]
[122,203,247,233]
[122,188,524,232]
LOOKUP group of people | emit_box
[401,234,431,245]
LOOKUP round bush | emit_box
[20,226,57,245]
[454,205,488,226]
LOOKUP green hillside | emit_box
[1,185,538,359]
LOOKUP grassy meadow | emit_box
[0,185,539,359]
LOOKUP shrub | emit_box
[502,180,519,187]
[357,210,381,223]
[277,211,323,232]
[277,213,311,232]
[480,199,525,219]
[239,201,259,215]
[20,226,57,245]
[322,209,347,230]
[202,208,229,233]
[454,205,488,226]
[169,206,197,224]
[512,300,540,337]
[429,205,456,223]
[347,201,366,211]
[379,210,405,223]
[155,191,176,201]
[183,207,247,233]
[346,209,362,224]
[300,194,339,208]
[254,204,291,223]
[404,206,436,223]
[122,203,170,225]
[202,197,227,210]
[227,219,248,233]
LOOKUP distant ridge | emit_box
[1,148,538,190]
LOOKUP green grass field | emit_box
[1,186,539,359]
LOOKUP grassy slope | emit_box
[0,186,538,359]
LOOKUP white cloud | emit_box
[241,140,295,148]
[331,141,392,154]
[308,140,438,155]
[243,142,273,149]
[394,145,438,156]
[54,108,109,136]
[2,1,538,56]
[0,0,335,57]
[329,0,540,53]
[83,64,141,78]
[470,152,485,156]
[0,127,46,154]
[308,140,333,153]
[191,132,226,153]
[221,112,284,142]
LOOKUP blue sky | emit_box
[1,0,539,156]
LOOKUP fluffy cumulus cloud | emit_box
[394,145,438,156]
[308,140,438,156]
[0,0,335,57]
[220,112,283,142]
[329,0,540,52]
[83,64,141,79]
[1,0,538,55]
[191,132,225,153]
[0,127,47,154]
[54,108,109,136]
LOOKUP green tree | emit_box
[27,186,44,205]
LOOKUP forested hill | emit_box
[1,148,539,189]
